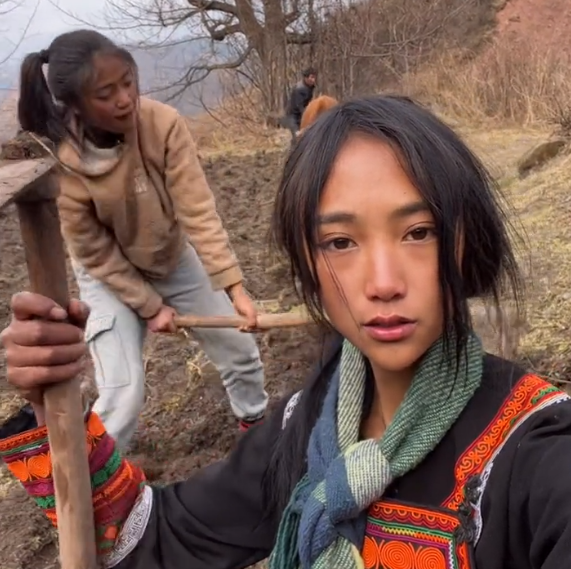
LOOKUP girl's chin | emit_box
[355,338,430,375]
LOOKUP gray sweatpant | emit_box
[73,244,268,450]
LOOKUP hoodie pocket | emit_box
[85,314,132,389]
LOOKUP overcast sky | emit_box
[0,0,109,64]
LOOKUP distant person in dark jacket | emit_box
[283,67,317,144]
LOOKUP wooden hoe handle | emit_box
[16,185,98,569]
[174,312,313,330]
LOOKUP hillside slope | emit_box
[496,0,571,55]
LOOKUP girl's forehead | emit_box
[88,54,130,88]
[318,136,424,215]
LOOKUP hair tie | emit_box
[39,49,49,64]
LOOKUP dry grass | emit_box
[463,127,571,380]
[186,89,289,158]
[502,153,571,370]
[404,38,571,126]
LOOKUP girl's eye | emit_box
[405,227,435,241]
[322,237,355,251]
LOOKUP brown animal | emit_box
[300,95,339,131]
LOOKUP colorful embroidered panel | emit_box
[363,501,472,569]
[0,412,146,558]
[443,374,563,510]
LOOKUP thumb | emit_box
[11,292,67,322]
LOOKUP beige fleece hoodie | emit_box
[56,97,242,319]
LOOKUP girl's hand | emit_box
[227,283,258,331]
[0,292,89,410]
[146,305,177,333]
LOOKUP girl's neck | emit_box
[361,362,415,440]
[84,126,124,149]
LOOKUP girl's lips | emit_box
[363,321,417,342]
[116,113,133,121]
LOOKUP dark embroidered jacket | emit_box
[1,347,571,569]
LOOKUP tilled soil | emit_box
[0,149,322,569]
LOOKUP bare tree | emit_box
[48,0,493,120]
[96,0,314,113]
[314,0,480,99]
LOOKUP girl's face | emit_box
[315,135,444,376]
[81,53,138,134]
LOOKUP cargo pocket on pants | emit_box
[85,314,132,389]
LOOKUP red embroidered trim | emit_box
[444,373,560,510]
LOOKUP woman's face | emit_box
[81,53,138,134]
[315,135,444,375]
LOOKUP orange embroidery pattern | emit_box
[1,412,108,485]
[0,412,146,558]
[364,502,471,569]
[444,374,562,510]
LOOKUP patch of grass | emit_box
[463,128,571,379]
[187,112,289,158]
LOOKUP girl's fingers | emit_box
[11,292,67,322]
[5,343,87,368]
[7,361,85,389]
[2,319,84,348]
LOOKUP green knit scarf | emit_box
[269,332,483,569]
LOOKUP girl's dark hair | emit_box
[18,29,136,145]
[265,94,523,514]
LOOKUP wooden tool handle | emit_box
[17,191,97,569]
[174,312,313,330]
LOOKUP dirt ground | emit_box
[0,146,322,569]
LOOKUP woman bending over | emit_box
[16,30,268,447]
[2,94,571,569]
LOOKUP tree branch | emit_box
[144,43,253,101]
[187,0,237,16]
[209,22,241,41]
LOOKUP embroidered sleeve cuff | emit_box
[0,411,149,562]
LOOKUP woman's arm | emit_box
[0,292,295,567]
[508,400,571,568]
[162,116,243,291]
[0,398,288,569]
[114,400,287,569]
[58,174,163,319]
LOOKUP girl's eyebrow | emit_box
[390,201,430,221]
[317,201,429,227]
[317,212,355,226]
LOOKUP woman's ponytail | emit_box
[18,50,67,144]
